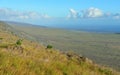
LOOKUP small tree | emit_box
[46,45,53,49]
[16,39,22,45]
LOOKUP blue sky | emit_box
[0,0,120,17]
[0,0,120,26]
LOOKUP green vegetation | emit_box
[46,44,53,49]
[0,38,3,40]
[16,39,22,45]
[98,68,113,75]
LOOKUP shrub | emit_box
[0,38,3,40]
[46,45,53,49]
[98,68,112,75]
[16,39,23,45]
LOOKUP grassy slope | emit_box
[0,22,119,75]
[9,24,120,71]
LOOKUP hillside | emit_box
[0,22,120,75]
[8,21,120,71]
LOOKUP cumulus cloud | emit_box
[67,9,79,19]
[0,8,50,21]
[67,7,103,19]
[82,7,103,18]
[67,7,120,20]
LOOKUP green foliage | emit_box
[46,44,53,49]
[63,72,68,75]
[98,68,113,75]
[0,38,3,40]
[16,39,23,45]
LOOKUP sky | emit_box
[0,0,120,27]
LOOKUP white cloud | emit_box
[18,15,29,19]
[67,9,79,19]
[82,7,103,18]
[42,14,50,19]
[113,13,120,19]
[0,8,50,21]
[67,7,120,20]
[67,7,103,19]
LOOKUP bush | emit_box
[16,39,23,45]
[98,68,112,75]
[0,38,3,40]
[46,45,53,49]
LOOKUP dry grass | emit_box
[0,22,120,75]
